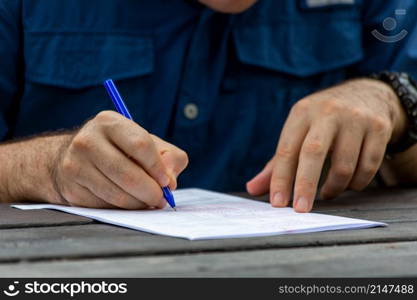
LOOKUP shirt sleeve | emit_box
[0,0,22,141]
[350,0,417,78]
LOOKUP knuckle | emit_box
[360,163,378,178]
[321,100,343,116]
[302,140,325,157]
[131,135,151,151]
[333,164,354,179]
[292,99,311,115]
[61,157,79,176]
[72,133,92,151]
[370,116,391,133]
[95,110,119,123]
[369,153,382,165]
[271,177,289,192]
[349,107,365,119]
[296,177,315,191]
[349,107,366,120]
[271,167,291,185]
[276,144,294,160]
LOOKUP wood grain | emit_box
[0,204,92,229]
[1,241,417,277]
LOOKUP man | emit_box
[0,0,416,212]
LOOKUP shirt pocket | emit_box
[24,32,154,89]
[231,0,364,78]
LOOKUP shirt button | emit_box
[184,103,199,120]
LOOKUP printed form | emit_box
[13,189,386,240]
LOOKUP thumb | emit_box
[246,159,274,196]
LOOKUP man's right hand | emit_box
[51,111,189,209]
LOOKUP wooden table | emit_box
[1,187,417,277]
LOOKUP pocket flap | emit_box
[232,2,364,77]
[24,33,154,89]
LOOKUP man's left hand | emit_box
[247,79,407,212]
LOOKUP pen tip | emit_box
[173,207,177,211]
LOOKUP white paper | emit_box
[12,188,386,240]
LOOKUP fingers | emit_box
[60,150,163,209]
[76,164,156,209]
[293,121,337,212]
[84,142,165,208]
[67,125,165,209]
[96,111,170,187]
[265,80,397,212]
[63,183,116,209]
[349,126,390,191]
[246,159,273,196]
[320,126,364,200]
[269,101,310,207]
[59,111,190,209]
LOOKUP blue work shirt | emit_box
[0,0,416,192]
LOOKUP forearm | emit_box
[0,132,73,204]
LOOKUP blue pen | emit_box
[104,79,176,211]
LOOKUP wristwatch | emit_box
[370,71,417,155]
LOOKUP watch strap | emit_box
[370,71,417,155]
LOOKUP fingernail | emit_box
[159,173,170,187]
[272,192,283,206]
[296,197,309,212]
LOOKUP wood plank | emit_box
[1,240,417,277]
[314,188,417,211]
[0,204,92,229]
[316,207,417,223]
[242,187,417,211]
[1,219,417,263]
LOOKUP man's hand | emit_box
[52,111,188,209]
[247,79,408,212]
